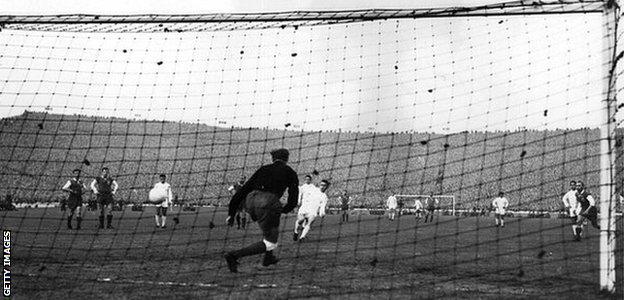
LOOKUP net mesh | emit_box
[0,0,622,298]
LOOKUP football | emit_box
[148,188,167,204]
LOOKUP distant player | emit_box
[339,190,351,223]
[574,181,600,241]
[224,148,299,273]
[561,180,579,236]
[228,176,248,229]
[386,194,398,221]
[492,192,509,227]
[90,167,119,229]
[414,198,423,220]
[424,194,439,223]
[397,198,405,216]
[293,180,330,242]
[61,169,87,229]
[152,174,173,228]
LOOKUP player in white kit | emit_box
[387,194,398,221]
[414,198,424,220]
[492,192,509,228]
[293,180,330,242]
[561,180,579,236]
[152,174,173,228]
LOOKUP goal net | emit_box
[0,0,622,298]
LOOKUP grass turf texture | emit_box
[2,207,622,299]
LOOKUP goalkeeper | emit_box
[224,148,299,273]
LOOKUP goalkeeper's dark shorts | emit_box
[67,195,83,210]
[244,190,282,243]
[97,194,114,206]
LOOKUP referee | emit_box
[224,148,299,273]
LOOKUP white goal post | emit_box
[394,194,456,216]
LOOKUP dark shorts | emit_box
[577,206,599,227]
[244,190,282,243]
[341,206,349,211]
[97,194,114,206]
[67,195,83,210]
[427,206,435,213]
[156,206,168,216]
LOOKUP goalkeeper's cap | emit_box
[270,148,290,162]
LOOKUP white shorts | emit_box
[495,208,506,215]
[568,207,580,218]
[297,211,316,224]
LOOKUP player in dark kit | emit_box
[228,176,248,229]
[62,169,87,229]
[424,194,438,223]
[224,148,299,273]
[574,181,600,241]
[339,190,351,223]
[90,167,119,229]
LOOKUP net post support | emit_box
[599,0,618,294]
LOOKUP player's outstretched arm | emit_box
[112,180,119,194]
[90,179,98,194]
[319,195,327,217]
[62,180,71,193]
[281,172,300,214]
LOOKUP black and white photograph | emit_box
[0,0,622,298]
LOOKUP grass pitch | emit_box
[2,207,622,299]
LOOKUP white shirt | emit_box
[562,190,577,209]
[492,197,509,214]
[152,182,173,207]
[387,195,397,209]
[414,199,423,210]
[299,183,317,206]
[299,187,327,217]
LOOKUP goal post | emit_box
[599,0,618,293]
[394,194,456,216]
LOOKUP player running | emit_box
[386,193,398,221]
[228,176,248,229]
[492,192,509,228]
[414,198,423,220]
[299,174,317,206]
[152,174,173,228]
[90,167,119,229]
[561,180,579,237]
[339,190,351,223]
[574,181,600,241]
[61,169,87,229]
[424,194,438,223]
[293,180,330,242]
[224,148,299,273]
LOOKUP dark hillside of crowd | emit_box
[1,111,619,211]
